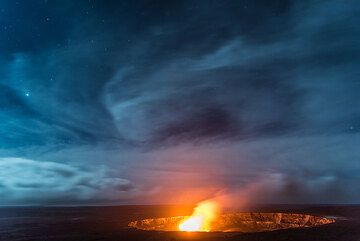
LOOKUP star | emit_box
[25,92,30,97]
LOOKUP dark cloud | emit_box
[0,0,359,205]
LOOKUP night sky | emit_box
[0,0,360,206]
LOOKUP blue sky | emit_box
[0,0,359,205]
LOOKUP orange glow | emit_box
[178,200,219,232]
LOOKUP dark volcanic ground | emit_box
[0,205,359,241]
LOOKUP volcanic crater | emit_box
[128,212,335,233]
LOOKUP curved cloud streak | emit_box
[0,0,359,205]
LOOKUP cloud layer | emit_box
[0,158,133,205]
[0,0,359,205]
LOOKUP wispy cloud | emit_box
[0,0,359,204]
[0,157,133,205]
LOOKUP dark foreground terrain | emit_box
[0,205,359,241]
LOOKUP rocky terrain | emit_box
[0,205,359,241]
[129,212,335,232]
